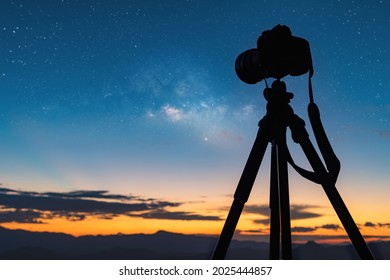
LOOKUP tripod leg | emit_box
[269,142,280,260]
[212,126,269,260]
[289,115,374,260]
[278,142,293,259]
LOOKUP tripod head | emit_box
[261,80,295,136]
[263,80,293,104]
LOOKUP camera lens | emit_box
[235,49,266,84]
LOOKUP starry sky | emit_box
[0,0,389,242]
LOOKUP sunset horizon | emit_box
[1,183,388,245]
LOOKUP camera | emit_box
[235,25,312,84]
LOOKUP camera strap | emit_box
[308,53,314,103]
[306,56,340,185]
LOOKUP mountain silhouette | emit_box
[0,226,388,259]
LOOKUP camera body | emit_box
[235,25,312,84]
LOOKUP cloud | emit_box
[290,205,323,220]
[240,229,264,233]
[363,222,390,228]
[290,224,340,233]
[291,226,316,233]
[245,204,323,221]
[0,187,219,224]
[364,221,377,228]
[41,190,136,201]
[253,219,270,225]
[319,224,340,230]
[0,209,44,224]
[378,223,390,228]
[131,209,220,221]
[0,191,149,215]
[244,204,270,216]
[248,204,333,233]
[236,229,265,235]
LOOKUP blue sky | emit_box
[0,0,389,238]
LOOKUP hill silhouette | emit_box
[0,226,388,260]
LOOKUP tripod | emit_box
[212,80,374,260]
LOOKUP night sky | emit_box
[0,1,389,241]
